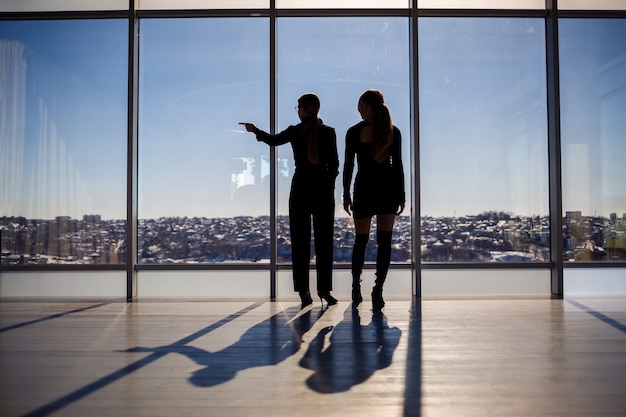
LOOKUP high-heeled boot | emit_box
[371,283,385,310]
[371,273,386,310]
[317,291,338,306]
[299,291,313,309]
[351,233,368,307]
[352,275,363,306]
[372,230,392,311]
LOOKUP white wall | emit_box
[564,268,626,296]
[421,269,552,297]
[0,271,127,297]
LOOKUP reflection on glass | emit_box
[276,17,411,264]
[138,0,269,9]
[138,18,270,264]
[419,18,549,262]
[0,20,128,265]
[559,0,626,10]
[560,19,626,262]
[0,0,128,12]
[418,0,544,9]
[277,0,409,8]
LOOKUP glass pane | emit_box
[276,17,412,264]
[138,0,269,9]
[559,0,626,10]
[418,0,544,9]
[276,0,409,8]
[560,19,626,262]
[1,19,128,265]
[419,18,549,263]
[138,18,270,264]
[0,0,127,12]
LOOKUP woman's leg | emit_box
[376,213,396,232]
[372,213,396,309]
[351,217,372,305]
[289,200,311,294]
[352,217,372,276]
[312,199,334,294]
[375,213,396,279]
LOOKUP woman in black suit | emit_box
[241,93,339,308]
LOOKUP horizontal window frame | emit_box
[3,8,625,20]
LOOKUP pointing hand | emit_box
[239,122,256,132]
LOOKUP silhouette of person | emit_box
[241,93,339,308]
[299,307,401,393]
[126,306,323,387]
[343,89,405,309]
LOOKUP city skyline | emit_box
[3,209,625,265]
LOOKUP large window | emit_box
[276,17,412,264]
[418,18,549,263]
[0,19,128,265]
[137,18,270,264]
[559,19,626,262]
[1,4,624,299]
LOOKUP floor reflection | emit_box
[403,297,422,417]
[299,306,402,393]
[126,305,324,387]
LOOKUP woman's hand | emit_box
[395,202,405,216]
[343,199,353,216]
[239,122,257,132]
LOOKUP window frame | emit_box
[1,4,625,301]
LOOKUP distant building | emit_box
[83,214,102,223]
[565,211,582,221]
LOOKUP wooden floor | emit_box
[1,295,625,417]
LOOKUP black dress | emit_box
[254,118,339,293]
[343,121,405,220]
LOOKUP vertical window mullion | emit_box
[269,1,278,298]
[411,1,421,297]
[127,0,139,301]
[546,0,564,297]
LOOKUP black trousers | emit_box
[289,180,335,294]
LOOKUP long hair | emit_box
[298,93,321,165]
[359,89,392,163]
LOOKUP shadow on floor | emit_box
[126,305,325,387]
[299,306,402,393]
[24,301,262,417]
[403,297,422,417]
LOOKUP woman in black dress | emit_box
[343,89,405,310]
[241,93,339,308]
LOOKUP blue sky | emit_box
[1,19,127,220]
[1,17,624,220]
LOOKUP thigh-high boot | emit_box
[373,230,392,310]
[351,233,369,306]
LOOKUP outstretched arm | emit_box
[239,122,292,146]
